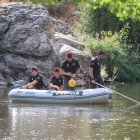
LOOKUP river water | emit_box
[0,83,140,140]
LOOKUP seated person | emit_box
[48,67,64,91]
[22,66,44,89]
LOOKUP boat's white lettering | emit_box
[25,92,35,95]
[52,91,83,96]
[17,91,23,94]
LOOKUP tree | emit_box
[78,0,140,21]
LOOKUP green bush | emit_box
[78,6,140,46]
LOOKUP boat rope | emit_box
[124,103,140,111]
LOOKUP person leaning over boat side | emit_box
[60,52,80,90]
[89,50,105,88]
[48,67,64,91]
[22,66,44,89]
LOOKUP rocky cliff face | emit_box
[0,2,91,85]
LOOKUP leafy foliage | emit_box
[78,6,123,36]
[79,0,140,21]
[78,6,140,46]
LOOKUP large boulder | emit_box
[0,2,91,85]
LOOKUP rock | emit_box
[0,16,10,39]
[0,2,91,85]
[0,74,5,82]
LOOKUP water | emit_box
[0,83,140,140]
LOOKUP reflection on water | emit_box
[7,103,112,140]
[0,84,140,140]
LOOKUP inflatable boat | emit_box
[8,88,112,104]
[8,80,27,88]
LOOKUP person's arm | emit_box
[89,66,96,84]
[71,67,80,79]
[71,60,80,78]
[76,60,80,74]
[60,68,72,77]
[49,84,60,91]
[60,85,64,91]
[89,66,93,79]
[76,67,80,75]
[22,80,38,89]
[28,80,38,87]
[75,61,80,76]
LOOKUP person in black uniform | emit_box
[48,67,64,91]
[22,66,44,89]
[89,50,105,88]
[60,52,80,90]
